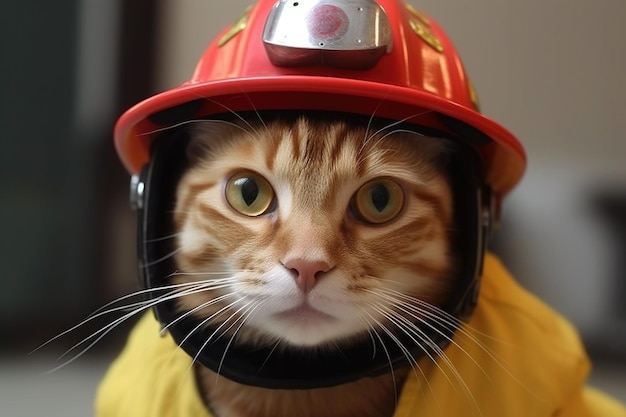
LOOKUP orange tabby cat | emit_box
[172,114,454,417]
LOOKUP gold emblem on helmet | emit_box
[468,78,481,111]
[218,6,252,47]
[406,4,430,25]
[406,4,443,52]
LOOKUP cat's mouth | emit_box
[274,303,336,323]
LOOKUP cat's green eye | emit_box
[225,171,275,216]
[352,179,404,224]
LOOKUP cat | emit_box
[169,112,456,417]
[63,111,624,417]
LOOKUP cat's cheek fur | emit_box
[179,226,222,257]
[171,116,455,354]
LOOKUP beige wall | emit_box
[155,1,626,333]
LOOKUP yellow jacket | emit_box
[96,254,625,416]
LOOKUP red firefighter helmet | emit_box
[115,0,525,208]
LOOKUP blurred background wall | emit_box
[1,0,624,415]
[0,0,157,352]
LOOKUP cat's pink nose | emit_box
[282,258,333,293]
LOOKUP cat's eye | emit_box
[352,179,404,224]
[225,171,275,216]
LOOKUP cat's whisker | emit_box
[377,128,428,143]
[211,299,261,349]
[406,299,541,400]
[159,249,223,265]
[374,287,484,345]
[374,288,541,404]
[161,292,235,333]
[359,307,431,404]
[55,282,214,358]
[145,232,182,243]
[138,118,248,137]
[357,110,436,166]
[40,279,234,373]
[363,306,446,409]
[370,301,484,417]
[187,94,261,137]
[377,287,526,385]
[173,298,262,392]
[363,99,386,146]
[166,296,254,396]
[373,288,497,405]
[379,303,470,390]
[360,308,419,372]
[370,289,489,378]
[137,119,206,136]
[214,299,264,379]
[160,293,243,373]
[328,340,350,361]
[353,310,380,360]
[236,90,267,130]
[141,247,183,269]
[363,110,434,146]
[173,297,244,353]
[355,307,404,404]
[177,297,257,381]
[167,271,241,278]
[367,127,445,167]
[258,339,282,372]
[32,280,217,355]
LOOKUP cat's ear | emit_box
[422,136,452,165]
[419,134,459,176]
[391,130,454,173]
[185,126,210,165]
[184,120,234,165]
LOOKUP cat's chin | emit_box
[250,306,365,348]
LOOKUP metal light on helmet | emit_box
[263,0,392,68]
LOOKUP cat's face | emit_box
[172,115,454,349]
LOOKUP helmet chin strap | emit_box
[131,113,489,390]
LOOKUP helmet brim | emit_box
[115,75,525,197]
